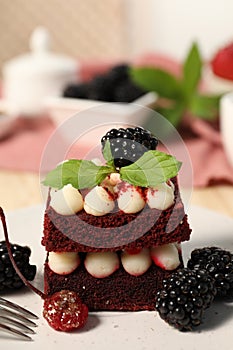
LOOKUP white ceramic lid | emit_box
[3,26,78,77]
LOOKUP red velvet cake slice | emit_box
[42,126,192,311]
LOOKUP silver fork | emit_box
[0,296,38,341]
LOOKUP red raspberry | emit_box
[211,42,233,81]
[43,290,88,331]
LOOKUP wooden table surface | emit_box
[0,169,233,218]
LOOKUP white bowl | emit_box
[220,92,233,168]
[0,100,17,139]
[44,92,158,127]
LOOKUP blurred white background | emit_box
[126,0,233,59]
[0,0,232,72]
[0,0,127,71]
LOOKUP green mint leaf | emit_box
[189,93,221,120]
[130,67,182,99]
[42,160,80,189]
[119,150,182,187]
[182,42,202,99]
[157,102,185,127]
[42,159,114,190]
[102,140,115,167]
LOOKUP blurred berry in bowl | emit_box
[63,64,146,103]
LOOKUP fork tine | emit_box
[0,315,36,334]
[0,297,38,319]
[0,306,37,327]
[0,322,33,341]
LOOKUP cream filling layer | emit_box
[48,243,181,277]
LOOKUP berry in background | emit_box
[211,42,233,81]
[63,64,146,102]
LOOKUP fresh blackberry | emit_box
[155,268,216,331]
[187,247,233,297]
[87,75,115,102]
[114,79,145,102]
[0,241,36,291]
[63,64,145,103]
[107,64,130,84]
[63,83,89,99]
[101,126,158,168]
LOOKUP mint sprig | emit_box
[130,42,222,126]
[42,151,181,190]
[189,93,222,120]
[182,42,202,100]
[42,159,115,190]
[102,140,114,166]
[130,67,182,100]
[120,150,181,187]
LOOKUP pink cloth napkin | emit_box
[0,116,54,172]
[0,54,232,187]
[180,118,233,186]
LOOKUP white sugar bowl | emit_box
[2,27,79,117]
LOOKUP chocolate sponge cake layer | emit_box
[44,260,183,311]
[42,179,191,252]
[43,209,190,252]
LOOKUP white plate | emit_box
[1,205,233,349]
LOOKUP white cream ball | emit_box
[84,251,119,278]
[150,243,180,271]
[121,248,152,276]
[146,182,174,210]
[84,186,115,216]
[50,184,84,215]
[116,183,145,214]
[48,252,80,275]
